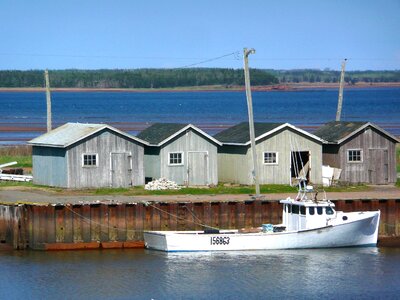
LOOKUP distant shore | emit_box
[0,82,400,93]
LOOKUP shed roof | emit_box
[214,122,323,145]
[137,123,222,146]
[313,121,399,144]
[28,122,148,148]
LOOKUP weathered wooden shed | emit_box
[214,122,324,185]
[137,123,222,186]
[313,121,399,184]
[28,123,148,188]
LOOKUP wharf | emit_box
[1,186,400,250]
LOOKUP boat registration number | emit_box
[210,236,230,245]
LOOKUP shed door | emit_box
[368,149,388,184]
[187,152,208,186]
[111,153,132,187]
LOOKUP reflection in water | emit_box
[0,247,399,299]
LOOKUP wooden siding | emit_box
[218,128,323,185]
[143,147,161,180]
[66,129,144,188]
[158,129,219,185]
[321,144,340,168]
[218,145,249,183]
[337,128,397,184]
[32,146,68,187]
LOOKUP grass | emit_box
[0,155,32,168]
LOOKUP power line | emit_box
[178,51,241,68]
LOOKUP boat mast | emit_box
[243,48,260,197]
[335,58,347,121]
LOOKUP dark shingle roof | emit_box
[313,121,368,143]
[137,123,188,144]
[214,122,285,144]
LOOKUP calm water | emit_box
[0,88,400,144]
[1,247,399,299]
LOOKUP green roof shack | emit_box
[214,122,324,185]
[28,123,148,188]
[137,123,222,186]
[314,121,399,184]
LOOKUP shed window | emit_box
[263,152,278,164]
[348,150,362,162]
[83,154,97,167]
[169,152,183,165]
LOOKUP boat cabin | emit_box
[280,198,337,231]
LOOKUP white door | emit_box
[111,153,132,187]
[187,152,208,186]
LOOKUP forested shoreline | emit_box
[0,68,398,89]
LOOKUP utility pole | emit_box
[336,58,347,121]
[243,48,260,197]
[44,69,52,132]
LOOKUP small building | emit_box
[214,122,324,185]
[28,123,148,188]
[313,121,399,184]
[137,123,222,186]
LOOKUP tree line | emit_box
[268,69,400,84]
[0,68,398,88]
[0,68,278,88]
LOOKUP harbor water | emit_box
[1,247,400,299]
[0,87,400,144]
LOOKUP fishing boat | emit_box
[143,181,380,252]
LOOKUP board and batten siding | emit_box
[218,128,323,185]
[158,129,218,185]
[67,129,144,188]
[143,147,161,180]
[32,146,68,187]
[338,127,397,184]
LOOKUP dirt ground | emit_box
[0,185,399,205]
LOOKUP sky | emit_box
[0,0,399,71]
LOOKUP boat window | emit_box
[326,207,334,215]
[287,205,292,213]
[317,207,323,215]
[309,207,315,215]
[300,206,306,215]
[292,205,299,214]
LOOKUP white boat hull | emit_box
[144,211,380,252]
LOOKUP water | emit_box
[0,247,399,299]
[0,88,399,144]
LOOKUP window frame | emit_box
[347,149,363,163]
[168,151,184,166]
[82,153,98,168]
[263,151,278,165]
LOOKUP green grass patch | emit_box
[0,155,32,168]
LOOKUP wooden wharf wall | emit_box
[1,199,400,250]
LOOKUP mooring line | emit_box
[64,203,218,233]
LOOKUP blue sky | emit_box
[1,0,399,70]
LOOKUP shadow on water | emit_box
[1,247,400,299]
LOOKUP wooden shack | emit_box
[28,123,148,188]
[313,121,399,184]
[137,123,222,186]
[214,122,324,185]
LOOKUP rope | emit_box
[64,203,218,233]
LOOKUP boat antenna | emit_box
[335,58,347,121]
[243,47,260,197]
